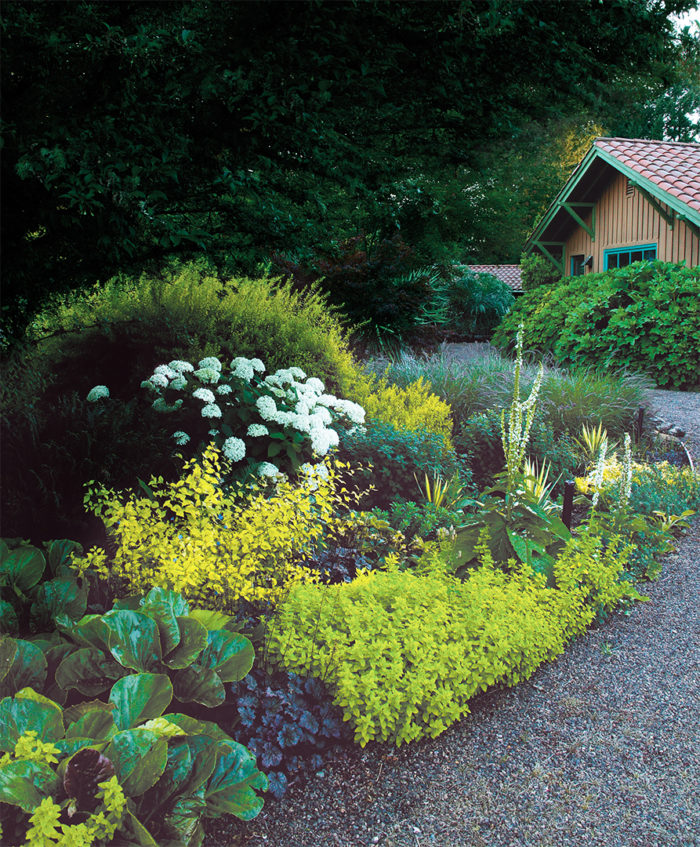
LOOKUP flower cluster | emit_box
[135,355,365,478]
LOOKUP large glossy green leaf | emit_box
[0,601,19,635]
[0,759,58,811]
[44,539,83,577]
[105,728,168,797]
[63,699,115,726]
[140,589,191,656]
[55,646,127,697]
[0,545,45,593]
[66,708,118,742]
[109,673,173,731]
[163,617,208,670]
[56,613,111,652]
[103,610,162,671]
[165,713,234,743]
[187,609,232,631]
[163,795,206,845]
[0,638,47,699]
[198,630,254,683]
[0,692,64,752]
[122,808,160,847]
[0,635,18,683]
[137,735,218,826]
[30,576,88,631]
[171,665,225,707]
[204,740,267,821]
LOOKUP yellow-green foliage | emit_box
[267,529,643,747]
[26,261,360,394]
[78,445,342,612]
[343,372,454,442]
[553,531,644,623]
[268,560,585,747]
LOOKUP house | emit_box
[525,138,700,276]
[467,264,523,294]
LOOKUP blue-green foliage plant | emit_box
[230,667,350,798]
[337,419,472,510]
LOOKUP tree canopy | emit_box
[2,0,697,332]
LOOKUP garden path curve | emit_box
[205,388,700,847]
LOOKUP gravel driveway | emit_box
[206,384,700,847]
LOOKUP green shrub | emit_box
[519,252,561,292]
[337,420,471,510]
[494,262,700,389]
[446,267,515,336]
[266,560,602,747]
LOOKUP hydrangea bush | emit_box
[90,355,365,478]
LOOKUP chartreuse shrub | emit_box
[0,679,266,845]
[266,533,640,747]
[0,539,86,636]
[493,261,700,389]
[77,445,347,613]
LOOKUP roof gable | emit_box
[467,264,522,292]
[527,137,700,250]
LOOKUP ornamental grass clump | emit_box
[89,353,365,479]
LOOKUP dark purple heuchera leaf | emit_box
[63,748,115,812]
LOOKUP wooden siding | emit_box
[564,172,700,273]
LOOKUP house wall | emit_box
[564,172,700,273]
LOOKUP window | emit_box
[570,254,585,276]
[604,244,656,270]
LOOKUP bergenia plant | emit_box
[89,356,365,478]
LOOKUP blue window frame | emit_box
[604,243,656,270]
[570,254,585,276]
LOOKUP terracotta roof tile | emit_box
[594,138,700,213]
[468,264,522,292]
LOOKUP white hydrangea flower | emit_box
[291,414,313,433]
[172,431,190,446]
[295,398,312,415]
[264,374,283,388]
[257,461,280,478]
[271,410,293,426]
[256,395,277,420]
[86,385,110,402]
[247,424,269,437]
[310,427,339,456]
[289,366,306,379]
[169,375,187,391]
[305,377,324,394]
[201,403,222,419]
[334,399,365,424]
[316,394,338,408]
[192,388,216,404]
[194,367,220,384]
[222,436,246,462]
[216,384,233,395]
[155,364,178,380]
[310,407,333,428]
[208,429,219,436]
[147,373,170,389]
[169,360,195,373]
[301,462,329,480]
[251,358,265,373]
[231,357,255,382]
[198,357,223,372]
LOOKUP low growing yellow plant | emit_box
[78,445,349,612]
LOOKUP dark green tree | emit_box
[2,0,695,333]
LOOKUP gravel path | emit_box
[206,380,700,847]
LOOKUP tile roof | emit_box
[594,138,700,213]
[468,264,522,292]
